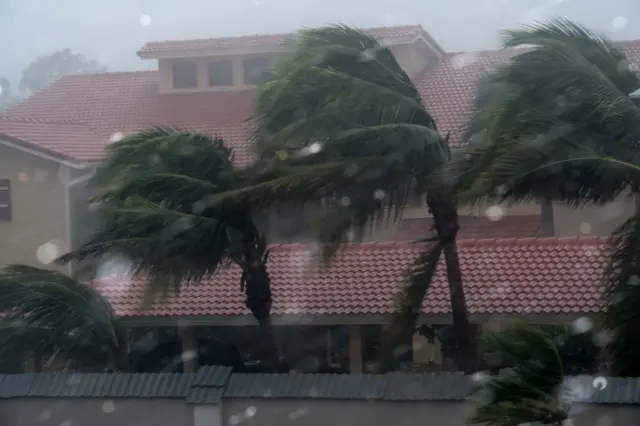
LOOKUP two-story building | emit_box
[0,25,636,374]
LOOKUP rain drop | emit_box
[139,14,152,26]
[19,172,29,182]
[228,414,242,425]
[244,406,257,418]
[471,371,489,383]
[340,196,351,207]
[308,142,322,154]
[288,408,308,420]
[373,189,385,200]
[572,317,592,334]
[612,16,628,32]
[628,275,640,286]
[485,205,504,222]
[579,222,592,235]
[33,170,49,183]
[592,376,608,391]
[109,132,124,143]
[60,420,72,426]
[36,240,63,265]
[598,415,613,426]
[101,400,116,414]
[360,48,376,61]
[38,410,52,421]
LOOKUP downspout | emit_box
[64,167,97,276]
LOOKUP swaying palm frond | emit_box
[0,265,125,370]
[470,322,569,426]
[58,127,260,301]
[243,25,448,253]
[455,17,640,208]
[603,215,640,376]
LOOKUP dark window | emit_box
[243,57,269,85]
[208,60,233,86]
[172,62,197,89]
[0,179,11,221]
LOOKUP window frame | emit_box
[243,57,270,85]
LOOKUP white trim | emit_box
[64,167,97,275]
[0,138,86,169]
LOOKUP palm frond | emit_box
[470,322,568,426]
[457,18,640,208]
[243,25,448,251]
[377,241,442,372]
[58,127,261,302]
[603,215,640,376]
[0,265,125,369]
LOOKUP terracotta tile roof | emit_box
[137,25,434,57]
[3,35,639,161]
[93,236,607,318]
[392,215,541,241]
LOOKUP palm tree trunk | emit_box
[242,239,281,371]
[428,195,477,373]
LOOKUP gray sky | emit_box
[0,0,639,91]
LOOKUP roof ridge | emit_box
[141,24,424,46]
[0,116,87,126]
[268,236,609,251]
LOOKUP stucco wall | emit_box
[0,398,192,426]
[0,143,69,268]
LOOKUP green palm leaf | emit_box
[0,265,125,370]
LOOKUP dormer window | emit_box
[172,62,197,89]
[208,59,233,86]
[243,57,269,85]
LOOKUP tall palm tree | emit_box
[58,128,280,368]
[0,265,126,371]
[452,18,640,375]
[220,26,477,372]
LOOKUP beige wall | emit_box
[0,143,70,269]
[553,192,636,237]
[0,398,192,426]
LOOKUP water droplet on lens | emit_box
[572,316,592,334]
[579,222,592,234]
[340,196,351,207]
[612,16,628,32]
[592,376,607,390]
[140,14,152,26]
[101,400,116,413]
[244,406,257,418]
[485,205,504,222]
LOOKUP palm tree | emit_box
[0,265,126,371]
[58,128,280,369]
[220,26,477,372]
[452,18,640,375]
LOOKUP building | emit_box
[0,25,636,373]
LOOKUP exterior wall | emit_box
[0,398,193,426]
[0,143,70,269]
[553,192,636,237]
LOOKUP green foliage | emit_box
[0,265,125,370]
[20,49,107,93]
[471,322,572,426]
[454,18,640,208]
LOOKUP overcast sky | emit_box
[0,0,639,90]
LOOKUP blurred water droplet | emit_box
[95,255,133,280]
[471,371,489,382]
[181,350,197,362]
[244,406,257,418]
[628,275,640,286]
[288,408,308,420]
[495,185,508,196]
[373,189,385,200]
[485,205,504,222]
[360,48,376,61]
[344,164,359,177]
[340,196,351,207]
[101,400,116,413]
[579,222,592,234]
[308,142,321,154]
[228,414,242,425]
[60,420,72,426]
[612,16,628,32]
[38,410,52,421]
[19,172,29,182]
[572,317,592,334]
[109,132,124,143]
[598,415,613,426]
[36,240,64,264]
[451,52,479,69]
[139,14,152,26]
[593,376,607,390]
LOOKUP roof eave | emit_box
[0,134,88,169]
